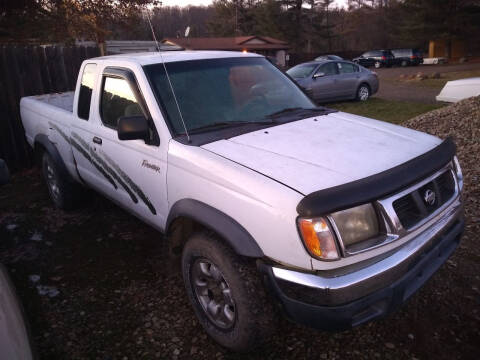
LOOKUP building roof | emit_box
[162,36,289,51]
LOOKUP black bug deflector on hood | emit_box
[297,137,456,217]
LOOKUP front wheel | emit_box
[374,61,381,69]
[356,84,371,101]
[182,232,276,351]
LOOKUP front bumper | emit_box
[261,202,464,331]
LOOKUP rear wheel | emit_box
[401,60,408,67]
[374,61,381,69]
[182,232,276,351]
[356,84,370,101]
[41,152,83,210]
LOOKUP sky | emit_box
[160,0,348,8]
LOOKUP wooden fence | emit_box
[0,44,100,172]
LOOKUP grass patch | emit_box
[328,98,445,124]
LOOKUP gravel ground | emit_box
[1,99,479,359]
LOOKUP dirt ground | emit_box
[373,62,480,103]
[0,165,479,359]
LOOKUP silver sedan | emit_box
[286,60,379,103]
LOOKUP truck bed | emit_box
[25,92,75,113]
[20,90,79,183]
[20,92,75,147]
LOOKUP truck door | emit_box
[71,66,168,227]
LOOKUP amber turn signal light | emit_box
[298,217,339,260]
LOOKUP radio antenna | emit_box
[144,7,191,142]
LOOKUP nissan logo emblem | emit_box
[424,189,436,206]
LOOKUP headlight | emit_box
[453,156,463,191]
[330,204,379,247]
[297,217,339,260]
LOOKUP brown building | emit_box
[162,36,289,66]
[429,39,466,60]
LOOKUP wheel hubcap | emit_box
[359,87,369,101]
[191,259,235,329]
[46,164,60,201]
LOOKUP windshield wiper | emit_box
[188,120,274,134]
[267,107,334,119]
[267,107,303,117]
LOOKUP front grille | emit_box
[393,170,456,229]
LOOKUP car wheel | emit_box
[357,84,370,101]
[41,152,83,210]
[401,60,408,67]
[182,232,276,351]
[374,61,381,69]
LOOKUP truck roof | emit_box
[91,50,263,66]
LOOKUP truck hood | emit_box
[201,111,441,195]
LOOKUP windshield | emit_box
[144,57,315,135]
[286,63,317,78]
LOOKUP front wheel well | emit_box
[165,199,265,258]
[358,82,371,91]
[167,216,208,257]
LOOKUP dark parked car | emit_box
[314,54,343,61]
[286,60,378,102]
[353,50,395,68]
[391,48,424,67]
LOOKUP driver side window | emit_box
[317,62,338,76]
[100,77,142,129]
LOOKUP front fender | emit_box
[167,199,264,258]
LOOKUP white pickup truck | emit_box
[21,50,464,351]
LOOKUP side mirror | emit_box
[313,72,325,78]
[0,159,10,186]
[117,116,149,142]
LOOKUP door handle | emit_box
[93,136,102,145]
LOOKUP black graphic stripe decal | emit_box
[48,122,118,189]
[100,150,157,215]
[49,122,71,144]
[48,122,156,216]
[71,133,138,202]
[70,133,118,190]
[88,147,138,204]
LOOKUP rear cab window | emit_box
[77,63,97,120]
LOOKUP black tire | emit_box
[41,152,83,210]
[401,60,408,67]
[182,232,276,352]
[356,83,371,101]
[374,61,381,69]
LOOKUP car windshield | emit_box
[144,57,315,134]
[286,63,318,78]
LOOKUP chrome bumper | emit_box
[271,197,463,306]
